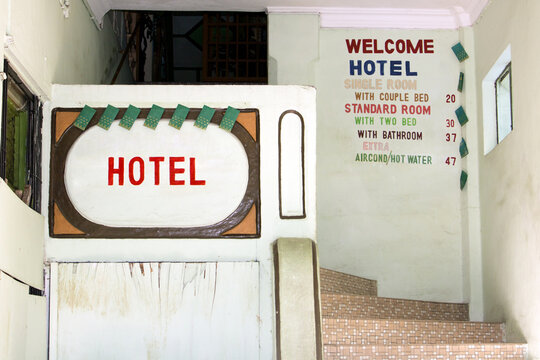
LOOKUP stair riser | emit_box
[323,318,504,345]
[322,294,469,321]
[324,344,527,360]
[320,268,377,296]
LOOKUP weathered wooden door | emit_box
[50,262,259,360]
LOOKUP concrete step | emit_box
[323,343,527,360]
[320,268,377,296]
[322,293,469,321]
[323,317,504,346]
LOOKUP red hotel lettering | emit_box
[108,156,206,186]
[129,157,145,185]
[149,156,164,185]
[190,157,206,185]
[108,157,124,185]
[169,157,185,185]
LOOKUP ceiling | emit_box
[83,0,489,29]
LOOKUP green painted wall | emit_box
[268,14,318,86]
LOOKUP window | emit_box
[114,11,268,84]
[203,12,268,83]
[171,14,204,82]
[495,63,512,143]
[0,60,42,212]
[482,45,512,154]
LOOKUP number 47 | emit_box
[445,157,456,166]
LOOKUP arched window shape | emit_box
[278,110,305,219]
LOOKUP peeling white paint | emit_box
[55,262,260,360]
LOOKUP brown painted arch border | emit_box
[278,110,306,219]
[49,107,260,239]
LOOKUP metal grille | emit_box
[0,60,42,213]
[203,12,267,83]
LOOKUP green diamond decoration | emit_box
[73,105,96,130]
[455,106,469,126]
[460,170,468,190]
[452,42,469,62]
[220,106,240,132]
[169,104,190,130]
[459,138,469,158]
[97,105,120,130]
[144,104,165,130]
[458,72,464,92]
[194,105,215,130]
[119,105,141,130]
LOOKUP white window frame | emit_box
[495,62,512,143]
[482,45,512,154]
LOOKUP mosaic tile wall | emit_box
[323,318,504,345]
[319,268,526,359]
[322,293,469,321]
[324,343,527,360]
[320,268,378,296]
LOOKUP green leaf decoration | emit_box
[452,42,469,62]
[459,138,469,158]
[460,170,468,190]
[220,106,240,131]
[455,106,469,126]
[97,105,120,130]
[144,104,165,130]
[73,105,96,130]
[119,105,141,130]
[194,105,216,130]
[169,104,190,130]
[458,72,464,92]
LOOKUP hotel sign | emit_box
[50,107,260,238]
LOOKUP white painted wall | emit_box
[269,16,465,303]
[0,181,44,289]
[1,0,131,99]
[457,26,484,321]
[45,85,316,259]
[0,2,135,358]
[316,28,463,303]
[0,0,132,287]
[0,0,49,292]
[473,0,540,357]
[45,84,317,359]
[0,271,47,360]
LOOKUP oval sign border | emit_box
[49,107,260,239]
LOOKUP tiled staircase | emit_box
[320,268,527,359]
